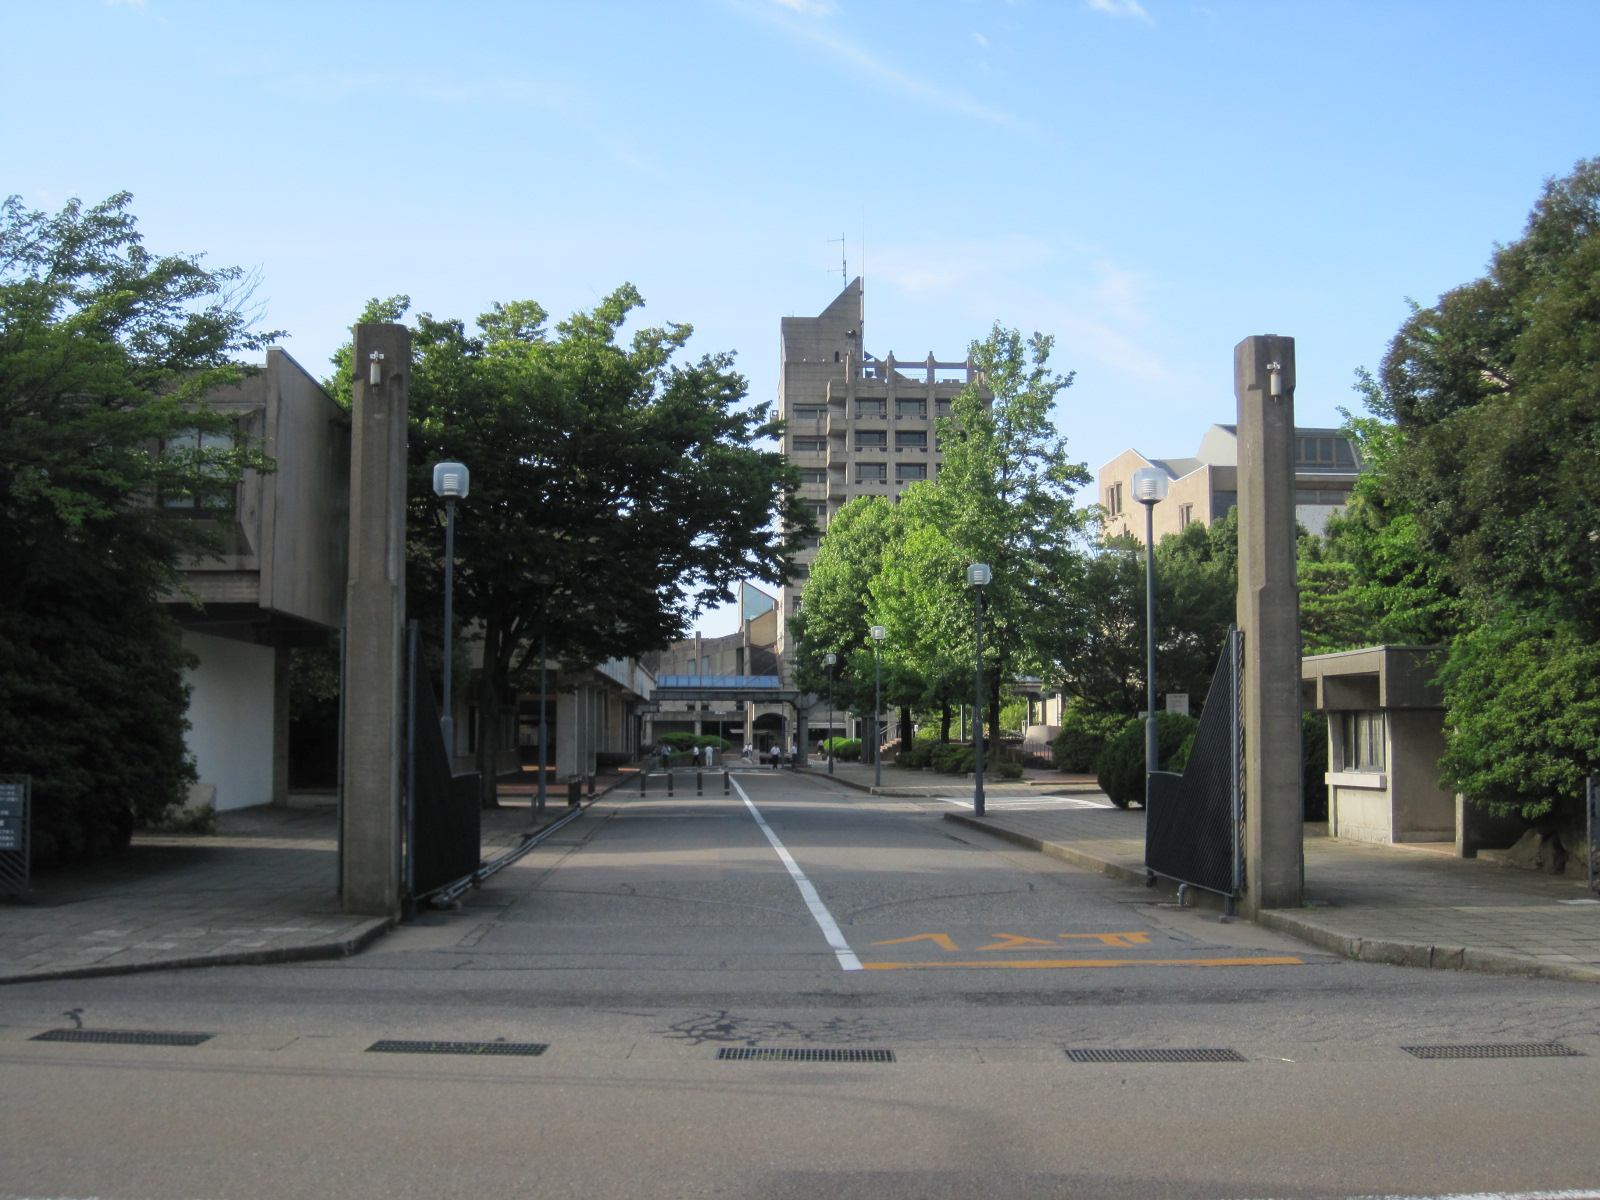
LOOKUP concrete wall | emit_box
[182,630,276,811]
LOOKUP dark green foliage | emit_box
[1302,712,1329,822]
[929,742,977,775]
[1094,712,1198,809]
[897,744,932,769]
[1051,707,1127,772]
[659,732,730,751]
[995,760,1024,780]
[823,737,861,762]
[0,194,278,861]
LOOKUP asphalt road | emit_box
[3,769,1599,1200]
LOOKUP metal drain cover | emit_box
[1067,1047,1246,1063]
[1401,1042,1584,1060]
[717,1047,895,1063]
[32,1029,213,1047]
[366,1040,548,1056]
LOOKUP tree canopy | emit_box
[0,193,278,860]
[333,286,811,801]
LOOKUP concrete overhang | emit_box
[1300,645,1446,712]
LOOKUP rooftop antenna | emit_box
[828,232,847,282]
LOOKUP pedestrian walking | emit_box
[789,742,799,769]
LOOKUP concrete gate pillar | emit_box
[1235,335,1304,914]
[341,323,410,918]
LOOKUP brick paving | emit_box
[810,759,1600,985]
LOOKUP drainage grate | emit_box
[717,1047,895,1063]
[1067,1047,1246,1063]
[366,1039,548,1056]
[1401,1042,1584,1060]
[31,1029,212,1047]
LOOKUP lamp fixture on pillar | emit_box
[431,462,470,755]
[1129,467,1168,805]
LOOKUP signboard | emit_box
[1165,693,1190,717]
[0,775,29,895]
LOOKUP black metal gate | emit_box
[405,622,481,903]
[1145,627,1243,909]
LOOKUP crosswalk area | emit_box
[937,793,1112,811]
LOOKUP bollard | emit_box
[696,771,703,796]
[588,774,596,796]
[667,770,674,796]
[723,770,730,795]
[566,777,582,808]
[640,770,648,794]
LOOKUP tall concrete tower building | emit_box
[777,278,991,647]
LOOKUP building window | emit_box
[855,430,887,450]
[793,405,827,421]
[798,467,827,484]
[1295,488,1352,505]
[856,399,886,419]
[161,427,238,517]
[935,399,952,418]
[791,436,826,453]
[1295,436,1357,468]
[895,398,927,420]
[1338,710,1386,772]
[856,462,887,483]
[1179,503,1193,528]
[896,463,927,482]
[1107,482,1123,516]
[895,431,927,451]
[804,500,828,522]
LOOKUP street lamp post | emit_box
[1130,467,1170,805]
[870,625,887,787]
[824,653,837,775]
[968,564,991,817]
[534,574,552,813]
[431,462,470,755]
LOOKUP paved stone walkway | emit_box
[810,759,1600,985]
[0,771,635,985]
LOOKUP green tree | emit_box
[335,288,810,805]
[0,193,278,860]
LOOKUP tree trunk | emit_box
[476,616,507,809]
[898,705,913,757]
[940,701,952,743]
[987,671,1003,759]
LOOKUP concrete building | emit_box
[165,348,350,811]
[1099,423,1362,543]
[777,278,992,628]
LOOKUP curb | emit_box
[0,916,394,987]
[944,813,1600,987]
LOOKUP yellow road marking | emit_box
[860,956,1305,970]
[869,933,960,950]
[977,934,1060,951]
[1062,932,1153,947]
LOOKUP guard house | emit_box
[1300,646,1453,845]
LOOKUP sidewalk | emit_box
[0,767,638,986]
[807,759,1600,985]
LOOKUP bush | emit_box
[658,732,730,751]
[1303,712,1329,822]
[1051,708,1128,773]
[930,742,977,775]
[897,744,932,768]
[1093,712,1200,809]
[823,737,861,762]
[996,760,1024,780]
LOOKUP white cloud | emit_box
[869,236,1057,296]
[106,0,147,6]
[972,30,990,48]
[736,1,1025,128]
[1086,0,1154,26]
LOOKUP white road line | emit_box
[730,775,862,972]
[1234,1192,1600,1200]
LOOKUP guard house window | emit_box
[855,430,887,451]
[895,398,926,420]
[798,467,827,484]
[896,462,927,482]
[1338,710,1386,772]
[856,462,887,484]
[856,398,886,419]
[895,431,927,452]
[791,436,826,453]
[161,427,238,517]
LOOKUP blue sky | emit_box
[7,0,1598,635]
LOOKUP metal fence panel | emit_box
[1145,629,1242,899]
